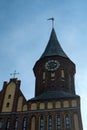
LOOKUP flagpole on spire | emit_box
[47,17,54,29]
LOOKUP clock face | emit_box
[45,60,60,71]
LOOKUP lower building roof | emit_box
[29,90,79,101]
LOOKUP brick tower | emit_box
[33,27,83,130]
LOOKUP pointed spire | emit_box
[40,28,68,59]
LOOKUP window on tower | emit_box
[61,69,65,81]
[51,72,55,80]
[42,72,46,83]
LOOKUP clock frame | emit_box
[45,60,60,71]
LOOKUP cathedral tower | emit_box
[34,28,76,97]
[33,27,83,130]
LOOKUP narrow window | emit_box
[57,115,61,129]
[0,118,3,128]
[51,72,55,80]
[40,116,44,130]
[43,72,46,80]
[61,69,65,82]
[61,69,64,78]
[6,102,10,108]
[8,94,11,99]
[6,118,10,129]
[65,114,70,128]
[22,117,27,130]
[48,115,52,130]
[14,117,18,130]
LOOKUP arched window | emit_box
[48,115,52,130]
[6,118,10,129]
[65,114,70,128]
[57,115,61,129]
[14,117,18,130]
[22,117,27,130]
[0,118,3,128]
[40,116,44,130]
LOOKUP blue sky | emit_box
[0,0,87,129]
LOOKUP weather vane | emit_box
[47,17,54,28]
[10,70,19,78]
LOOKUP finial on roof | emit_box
[10,70,19,78]
[47,17,54,29]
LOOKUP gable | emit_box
[2,82,16,112]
